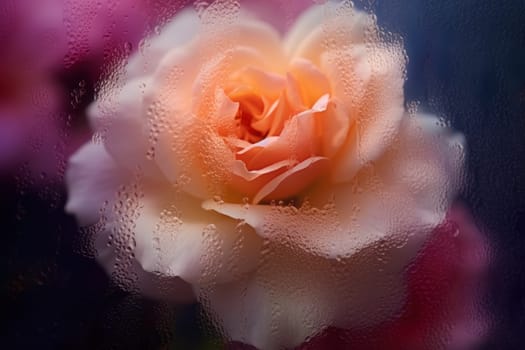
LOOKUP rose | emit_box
[66,1,466,349]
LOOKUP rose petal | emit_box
[198,9,286,73]
[324,45,406,183]
[204,114,464,260]
[229,158,293,198]
[227,66,286,103]
[65,141,130,226]
[130,191,263,285]
[88,77,163,178]
[238,102,324,170]
[308,114,465,256]
[141,14,286,120]
[65,141,195,302]
[66,142,263,288]
[126,8,201,79]
[305,95,352,158]
[283,4,327,58]
[200,237,417,350]
[149,44,285,199]
[287,58,331,108]
[284,3,370,65]
[252,156,329,204]
[320,45,371,107]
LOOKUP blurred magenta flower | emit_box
[0,0,163,181]
[62,0,159,70]
[0,0,66,177]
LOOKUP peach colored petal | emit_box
[288,58,331,108]
[253,156,329,204]
[204,114,464,260]
[285,3,371,66]
[251,88,292,138]
[142,17,287,122]
[129,6,285,80]
[238,98,326,170]
[148,48,272,199]
[307,114,465,257]
[144,40,284,200]
[191,47,271,119]
[126,8,201,79]
[236,136,279,157]
[229,158,293,198]
[154,112,237,200]
[283,4,327,59]
[67,140,263,288]
[199,235,417,350]
[199,9,287,74]
[149,91,232,201]
[320,45,372,113]
[326,45,406,183]
[284,72,305,111]
[314,96,351,158]
[130,191,263,286]
[227,66,285,102]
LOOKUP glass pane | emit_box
[2,0,524,349]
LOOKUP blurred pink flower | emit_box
[0,0,168,181]
[63,0,153,69]
[0,0,66,177]
[239,0,313,32]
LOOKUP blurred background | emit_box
[1,0,524,348]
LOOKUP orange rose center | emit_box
[230,91,267,143]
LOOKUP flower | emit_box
[0,0,156,181]
[63,0,157,69]
[0,0,65,175]
[66,1,467,349]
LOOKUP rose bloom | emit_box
[66,2,485,349]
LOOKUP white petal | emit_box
[65,141,130,227]
[128,191,263,285]
[88,77,162,179]
[126,8,201,79]
[252,156,329,204]
[326,45,406,183]
[283,4,327,57]
[65,142,262,297]
[65,141,194,302]
[200,238,416,349]
[284,3,370,64]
